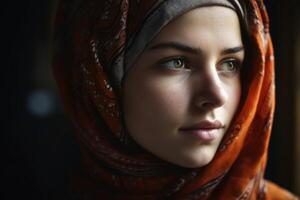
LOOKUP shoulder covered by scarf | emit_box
[53,0,298,199]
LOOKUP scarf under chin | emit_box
[53,0,297,199]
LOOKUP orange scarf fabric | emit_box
[53,0,298,199]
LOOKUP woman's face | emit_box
[123,6,244,168]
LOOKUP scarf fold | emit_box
[53,0,298,199]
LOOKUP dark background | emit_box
[2,1,300,199]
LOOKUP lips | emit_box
[180,120,225,141]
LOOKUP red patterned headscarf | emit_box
[53,0,298,199]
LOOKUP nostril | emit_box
[192,70,229,110]
[194,88,228,110]
[201,102,215,109]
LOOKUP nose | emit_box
[193,69,228,110]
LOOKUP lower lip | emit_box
[181,129,219,141]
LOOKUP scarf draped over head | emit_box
[53,0,298,199]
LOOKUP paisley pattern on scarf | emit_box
[53,0,298,199]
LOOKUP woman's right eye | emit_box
[158,57,189,70]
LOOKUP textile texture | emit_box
[53,0,298,199]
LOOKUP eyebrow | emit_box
[148,42,244,55]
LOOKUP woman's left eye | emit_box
[218,59,241,73]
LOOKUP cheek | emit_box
[123,76,189,133]
[225,78,242,115]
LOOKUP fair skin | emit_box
[123,6,244,168]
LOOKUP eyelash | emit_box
[157,57,242,74]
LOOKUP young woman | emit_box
[53,0,298,199]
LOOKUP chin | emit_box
[170,153,215,169]
[182,159,213,169]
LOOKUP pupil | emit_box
[175,59,182,68]
[227,62,234,70]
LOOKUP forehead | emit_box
[150,6,242,47]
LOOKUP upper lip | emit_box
[180,120,225,131]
